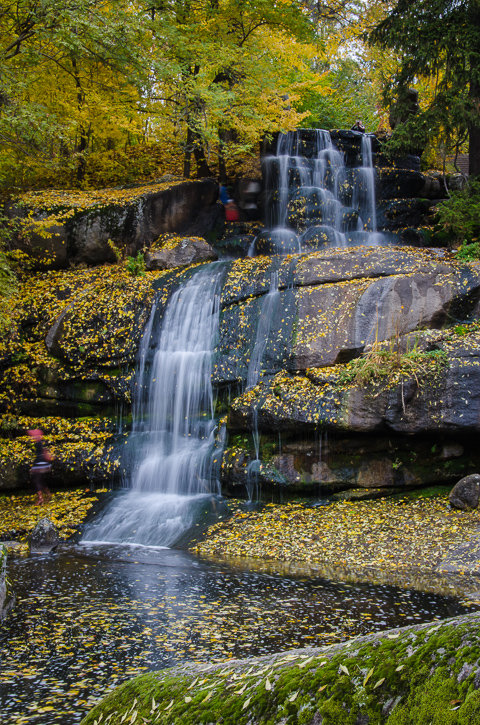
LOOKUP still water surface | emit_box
[1,534,479,725]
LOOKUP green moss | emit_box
[80,615,480,725]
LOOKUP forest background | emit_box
[0,0,478,287]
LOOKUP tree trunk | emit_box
[193,138,212,178]
[468,3,480,177]
[469,74,480,177]
[184,126,193,178]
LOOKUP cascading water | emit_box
[254,129,388,255]
[244,272,281,502]
[246,271,280,390]
[83,264,225,547]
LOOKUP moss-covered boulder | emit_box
[81,611,480,725]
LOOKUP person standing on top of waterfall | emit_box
[28,429,53,505]
[351,119,365,132]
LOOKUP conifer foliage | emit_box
[369,0,480,176]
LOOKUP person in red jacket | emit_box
[28,429,53,505]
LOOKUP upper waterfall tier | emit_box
[254,129,391,256]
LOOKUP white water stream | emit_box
[256,129,387,254]
[83,264,224,547]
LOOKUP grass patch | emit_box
[338,339,448,388]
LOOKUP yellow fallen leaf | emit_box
[363,668,374,686]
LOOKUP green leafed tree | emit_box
[368,0,480,175]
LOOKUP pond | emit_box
[1,520,480,725]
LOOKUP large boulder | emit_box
[81,612,480,725]
[214,248,480,384]
[449,474,480,510]
[7,179,220,268]
[227,332,480,437]
[144,236,217,271]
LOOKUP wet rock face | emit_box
[449,474,480,510]
[214,247,480,383]
[221,431,480,496]
[212,246,480,494]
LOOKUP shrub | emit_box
[338,338,447,388]
[125,252,145,277]
[436,177,480,251]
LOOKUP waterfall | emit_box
[255,128,387,255]
[131,265,223,495]
[246,271,280,389]
[83,264,224,547]
[356,133,378,234]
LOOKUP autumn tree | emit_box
[143,0,325,179]
[0,0,148,186]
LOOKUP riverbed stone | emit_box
[28,517,61,552]
[449,474,480,510]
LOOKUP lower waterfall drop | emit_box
[83,264,225,547]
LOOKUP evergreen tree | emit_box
[369,0,480,176]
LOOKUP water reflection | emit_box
[1,545,479,724]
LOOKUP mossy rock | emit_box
[81,612,480,724]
